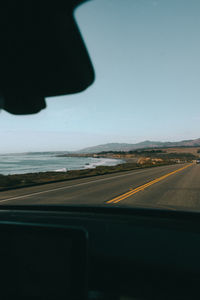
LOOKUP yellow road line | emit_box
[107,164,193,204]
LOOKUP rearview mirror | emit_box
[0,0,94,114]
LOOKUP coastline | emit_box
[0,146,197,191]
[0,154,124,176]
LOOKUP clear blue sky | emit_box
[0,0,200,153]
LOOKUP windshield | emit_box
[0,0,200,211]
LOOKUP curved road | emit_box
[0,163,199,211]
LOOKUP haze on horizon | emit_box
[0,0,200,154]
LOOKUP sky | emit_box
[0,0,200,153]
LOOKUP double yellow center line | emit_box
[106,163,193,204]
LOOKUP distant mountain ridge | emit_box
[76,138,200,153]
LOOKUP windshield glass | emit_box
[0,0,200,211]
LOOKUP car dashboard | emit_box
[0,206,200,300]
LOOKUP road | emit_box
[0,163,199,211]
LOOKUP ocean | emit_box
[0,152,123,175]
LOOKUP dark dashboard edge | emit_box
[0,205,200,221]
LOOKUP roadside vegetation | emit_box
[97,150,197,160]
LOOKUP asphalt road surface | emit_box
[0,163,199,211]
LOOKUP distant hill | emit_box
[76,138,200,153]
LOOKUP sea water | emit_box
[0,152,123,175]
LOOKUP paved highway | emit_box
[0,163,199,211]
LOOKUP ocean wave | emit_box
[84,158,122,169]
[54,168,67,172]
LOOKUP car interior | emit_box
[0,1,200,299]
